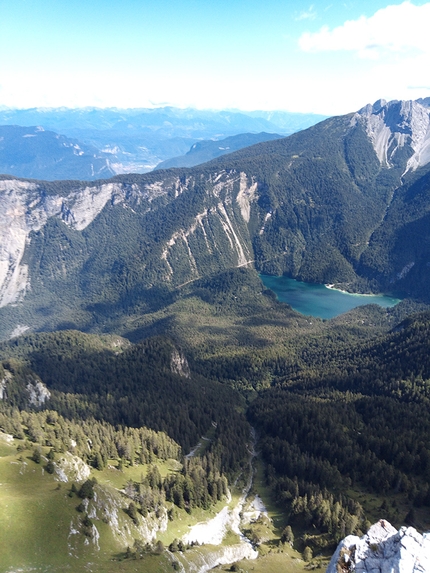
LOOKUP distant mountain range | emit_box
[154,132,283,170]
[0,125,114,181]
[0,106,326,176]
[0,98,429,339]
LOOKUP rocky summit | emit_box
[327,520,430,573]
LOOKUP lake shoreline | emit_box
[324,284,386,297]
[260,275,401,319]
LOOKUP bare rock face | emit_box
[170,349,190,378]
[352,99,430,173]
[0,170,255,313]
[0,370,12,400]
[54,452,92,482]
[326,520,430,573]
[26,378,51,407]
[0,179,123,307]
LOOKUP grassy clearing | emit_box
[0,436,355,573]
[251,458,287,536]
[0,439,14,457]
[100,553,174,573]
[231,454,332,572]
[0,442,184,573]
[218,551,309,573]
[0,451,82,571]
[96,458,180,490]
[158,497,231,546]
[347,486,430,532]
[0,435,252,572]
[186,424,218,458]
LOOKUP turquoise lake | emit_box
[260,275,401,319]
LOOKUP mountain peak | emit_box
[353,98,430,173]
[327,520,430,573]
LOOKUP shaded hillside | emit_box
[0,330,248,471]
[247,311,430,553]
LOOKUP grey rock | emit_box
[326,520,430,573]
[352,99,430,173]
[26,379,51,407]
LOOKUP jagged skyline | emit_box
[0,1,429,115]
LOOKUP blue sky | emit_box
[0,0,429,115]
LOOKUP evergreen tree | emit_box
[303,546,313,562]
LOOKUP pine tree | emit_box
[303,546,313,562]
[281,525,294,546]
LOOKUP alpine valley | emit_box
[0,99,430,573]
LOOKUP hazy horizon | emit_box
[1,1,429,116]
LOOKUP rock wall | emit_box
[326,520,430,573]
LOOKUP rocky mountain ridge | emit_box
[327,520,430,573]
[0,169,256,312]
[0,178,134,306]
[354,99,430,173]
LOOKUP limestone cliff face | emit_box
[0,179,128,307]
[26,378,51,407]
[170,349,191,378]
[0,364,50,408]
[0,170,256,314]
[352,99,430,173]
[326,520,430,573]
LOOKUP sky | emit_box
[0,0,429,116]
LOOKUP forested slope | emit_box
[247,311,430,553]
[1,100,430,339]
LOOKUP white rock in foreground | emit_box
[326,520,430,573]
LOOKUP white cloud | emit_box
[295,5,317,21]
[299,2,430,59]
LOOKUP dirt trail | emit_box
[182,427,265,566]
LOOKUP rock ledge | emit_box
[326,520,430,573]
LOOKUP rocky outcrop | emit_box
[26,378,51,407]
[0,371,10,400]
[326,520,430,573]
[170,349,191,378]
[175,543,257,573]
[54,453,92,482]
[0,179,123,306]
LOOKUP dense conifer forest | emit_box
[1,275,430,558]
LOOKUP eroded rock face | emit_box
[352,99,430,173]
[0,179,127,307]
[0,170,255,312]
[54,453,92,482]
[26,379,51,407]
[0,372,10,400]
[170,349,190,378]
[326,520,430,573]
